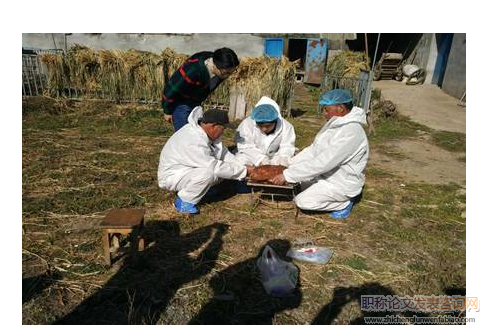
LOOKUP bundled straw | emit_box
[98,49,126,100]
[40,46,298,110]
[122,49,163,101]
[65,44,100,92]
[225,55,298,111]
[39,53,68,96]
[160,48,187,85]
[326,51,370,78]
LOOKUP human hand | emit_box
[164,114,173,123]
[269,173,286,186]
[246,165,255,177]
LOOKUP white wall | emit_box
[22,33,265,57]
[424,34,438,84]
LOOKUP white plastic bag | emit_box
[402,64,420,77]
[287,246,333,264]
[286,238,333,264]
[256,245,298,297]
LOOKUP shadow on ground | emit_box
[54,220,228,324]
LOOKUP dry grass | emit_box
[22,94,465,324]
[326,51,370,78]
[225,56,298,112]
[39,46,298,112]
[38,53,68,96]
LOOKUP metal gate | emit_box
[22,49,63,97]
[22,54,47,96]
[319,70,373,112]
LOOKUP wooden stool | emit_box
[100,208,145,265]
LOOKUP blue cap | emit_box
[251,104,278,123]
[319,89,353,106]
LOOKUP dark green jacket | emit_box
[162,52,221,115]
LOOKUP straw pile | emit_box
[160,47,188,84]
[39,53,67,96]
[98,49,126,99]
[65,44,100,92]
[40,46,298,110]
[224,55,298,111]
[122,49,164,101]
[326,51,370,78]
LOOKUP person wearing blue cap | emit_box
[234,96,296,167]
[269,89,369,219]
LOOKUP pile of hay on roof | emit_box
[40,46,298,110]
[326,51,370,78]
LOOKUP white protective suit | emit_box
[158,106,247,204]
[284,106,369,211]
[234,96,296,166]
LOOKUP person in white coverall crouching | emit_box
[233,96,296,193]
[269,89,369,219]
[234,96,296,167]
[158,107,254,214]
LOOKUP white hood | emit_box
[255,96,282,117]
[234,96,296,166]
[188,106,204,127]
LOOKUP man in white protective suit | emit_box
[269,89,369,219]
[234,96,296,167]
[158,107,254,214]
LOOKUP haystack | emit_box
[326,51,370,78]
[40,46,298,110]
[226,55,298,111]
[65,44,100,92]
[122,49,163,101]
[98,49,126,99]
[39,53,67,96]
[160,48,187,85]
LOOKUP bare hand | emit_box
[246,165,255,177]
[164,114,173,123]
[269,173,286,186]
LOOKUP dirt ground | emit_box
[370,81,465,192]
[22,86,466,325]
[370,138,465,186]
[373,81,466,134]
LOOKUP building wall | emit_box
[22,33,265,57]
[441,33,466,99]
[412,34,433,71]
[419,34,438,84]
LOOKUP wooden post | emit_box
[283,36,289,57]
[112,234,120,250]
[364,33,369,58]
[138,238,145,252]
[235,92,247,120]
[102,229,111,265]
[229,89,238,121]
